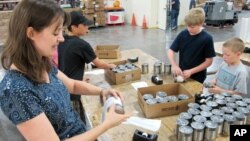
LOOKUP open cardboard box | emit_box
[105,60,141,85]
[95,45,120,59]
[138,83,194,118]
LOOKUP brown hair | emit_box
[1,0,70,83]
[223,37,245,53]
[184,7,205,26]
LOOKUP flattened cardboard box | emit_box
[138,83,194,118]
[95,45,120,59]
[105,60,141,85]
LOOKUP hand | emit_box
[208,86,223,94]
[103,105,131,128]
[101,89,124,102]
[172,65,183,76]
[183,69,192,79]
[109,64,116,69]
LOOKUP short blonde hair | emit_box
[223,37,245,53]
[184,7,205,26]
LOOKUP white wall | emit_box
[121,0,190,28]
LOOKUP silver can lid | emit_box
[211,115,224,123]
[201,111,213,117]
[214,94,225,100]
[156,91,167,98]
[188,102,200,109]
[200,104,212,111]
[226,97,236,103]
[233,111,246,120]
[193,115,207,123]
[166,96,178,102]
[205,121,218,129]
[243,98,250,104]
[216,99,226,105]
[179,126,193,134]
[156,97,168,103]
[206,101,218,107]
[191,122,205,130]
[180,112,192,120]
[143,94,154,100]
[236,101,248,107]
[178,94,189,100]
[176,118,189,126]
[221,92,231,97]
[212,109,224,116]
[188,108,200,115]
[223,114,236,122]
[145,98,157,105]
[237,107,250,114]
[226,103,237,109]
[232,94,242,100]
[221,106,234,114]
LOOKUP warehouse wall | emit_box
[121,0,190,28]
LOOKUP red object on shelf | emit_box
[110,15,119,21]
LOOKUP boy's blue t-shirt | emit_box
[170,29,216,83]
[0,67,86,140]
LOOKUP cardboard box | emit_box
[95,45,120,59]
[105,60,141,85]
[138,83,194,118]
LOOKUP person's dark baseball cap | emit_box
[70,11,93,26]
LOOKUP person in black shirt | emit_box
[58,11,116,123]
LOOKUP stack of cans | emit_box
[175,94,250,141]
[142,91,190,105]
[111,63,138,73]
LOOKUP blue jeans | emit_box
[189,0,196,9]
[171,9,179,29]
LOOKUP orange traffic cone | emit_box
[142,15,148,29]
[131,13,137,26]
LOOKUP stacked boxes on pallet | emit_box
[83,0,106,27]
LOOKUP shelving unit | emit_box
[83,0,106,27]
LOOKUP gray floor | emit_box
[0,10,250,140]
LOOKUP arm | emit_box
[57,70,123,100]
[92,58,116,69]
[183,58,213,79]
[17,106,130,141]
[167,49,183,75]
[208,85,243,95]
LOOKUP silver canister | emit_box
[206,101,218,109]
[212,109,224,116]
[180,112,193,123]
[191,122,205,141]
[215,99,226,107]
[178,94,189,101]
[164,63,171,75]
[226,103,237,110]
[143,94,154,101]
[223,114,236,136]
[175,118,189,136]
[231,94,242,100]
[225,97,236,103]
[204,121,218,141]
[141,63,149,74]
[188,103,200,109]
[193,115,207,123]
[221,106,234,114]
[200,104,212,112]
[187,108,200,116]
[243,98,250,104]
[233,111,246,125]
[178,126,193,141]
[145,98,157,105]
[237,107,250,124]
[153,62,162,75]
[210,115,224,135]
[201,111,213,120]
[236,101,248,107]
[156,91,167,98]
[214,94,225,100]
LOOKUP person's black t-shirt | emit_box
[58,35,96,100]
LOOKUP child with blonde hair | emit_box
[208,37,248,95]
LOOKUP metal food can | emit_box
[236,101,248,107]
[237,107,250,124]
[141,63,149,74]
[145,98,157,105]
[188,108,200,116]
[200,104,212,112]
[178,126,193,141]
[206,101,218,109]
[221,106,234,114]
[225,97,236,103]
[193,115,207,123]
[179,112,193,123]
[156,97,168,103]
[214,94,225,100]
[211,109,224,116]
[175,118,189,136]
[191,122,205,141]
[188,103,200,109]
[153,62,162,74]
[143,94,154,100]
[210,115,224,135]
[204,121,218,141]
[215,99,226,107]
[243,98,250,104]
[178,94,189,101]
[231,94,242,101]
[156,91,167,98]
[221,92,231,97]
[223,114,236,136]
[233,111,246,125]
[226,103,237,110]
[201,111,213,120]
[166,95,178,102]
[164,63,171,75]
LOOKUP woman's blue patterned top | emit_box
[0,66,86,140]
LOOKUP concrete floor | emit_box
[0,10,250,141]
